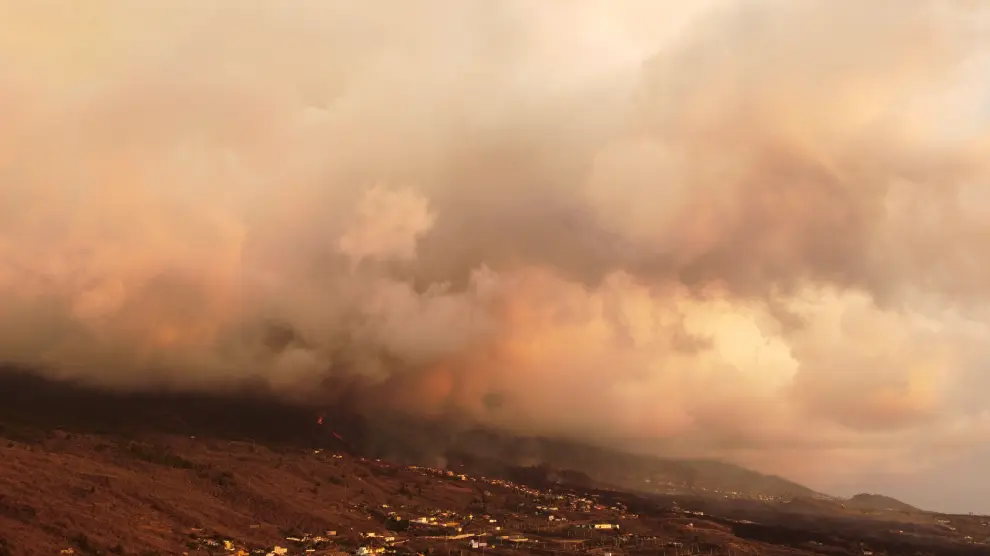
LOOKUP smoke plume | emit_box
[2,0,990,491]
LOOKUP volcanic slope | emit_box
[0,373,989,555]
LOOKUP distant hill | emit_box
[778,493,924,521]
[783,495,848,516]
[844,493,920,513]
[669,458,820,499]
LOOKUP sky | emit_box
[2,0,990,513]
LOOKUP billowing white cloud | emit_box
[1,0,990,500]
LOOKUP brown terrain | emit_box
[1,371,989,556]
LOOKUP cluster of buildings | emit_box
[175,451,657,556]
[408,465,470,482]
[185,528,340,556]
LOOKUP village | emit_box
[181,454,725,556]
[27,433,986,556]
[13,427,990,556]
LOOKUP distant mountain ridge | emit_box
[0,369,821,502]
[844,493,920,512]
[341,416,823,500]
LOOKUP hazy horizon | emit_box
[2,0,990,513]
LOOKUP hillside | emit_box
[845,493,920,513]
[0,371,817,501]
[776,493,922,518]
[323,416,821,500]
[1,373,990,554]
[2,428,990,555]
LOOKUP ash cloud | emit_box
[2,0,990,492]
